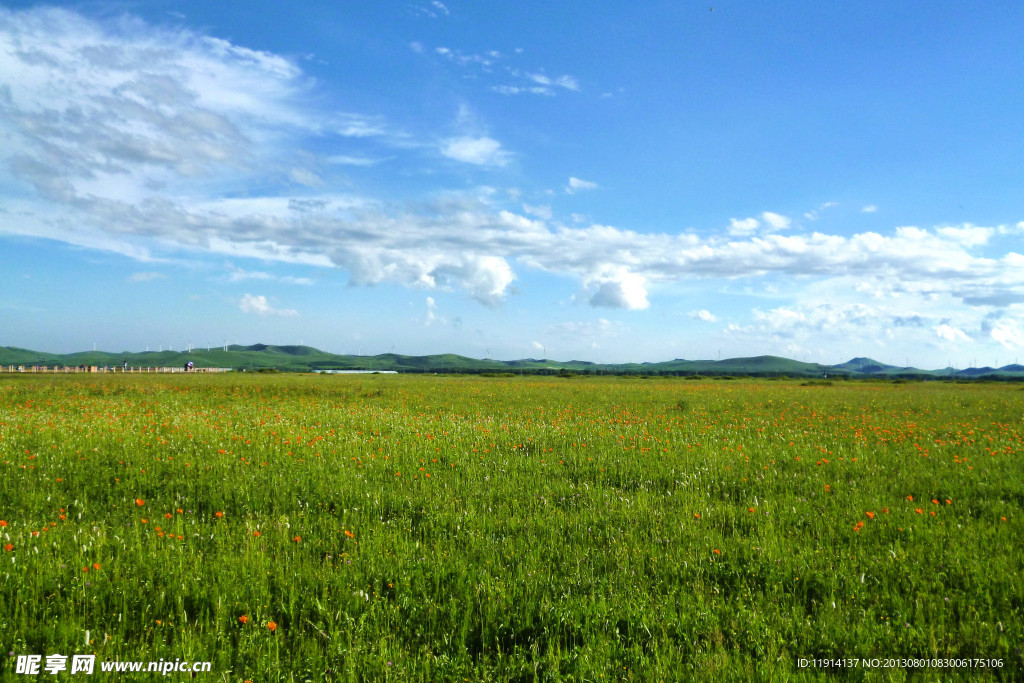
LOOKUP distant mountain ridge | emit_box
[2,344,1023,379]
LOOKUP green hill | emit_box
[1,345,1021,380]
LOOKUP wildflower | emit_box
[693,513,701,519]
[854,521,864,531]
[344,530,354,538]
[253,531,261,538]
[135,499,145,507]
[748,507,756,513]
[92,563,101,570]
[238,615,249,625]
[881,508,890,514]
[932,499,939,505]
[293,536,301,543]
[3,544,12,552]
[0,520,6,527]
[215,511,224,518]
[713,548,721,555]
[915,508,923,515]
[866,511,875,519]
[906,495,913,502]
[267,621,277,632]
[165,513,172,519]
[945,499,952,505]
[141,518,148,524]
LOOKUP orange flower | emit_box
[238,615,249,625]
[866,511,875,519]
[215,511,224,518]
[945,499,952,505]
[176,508,184,514]
[253,531,261,537]
[906,495,913,502]
[92,563,101,570]
[930,511,936,517]
[293,535,301,543]
[881,508,890,514]
[854,521,864,531]
[713,548,721,555]
[135,498,145,506]
[693,513,701,519]
[165,513,172,519]
[344,530,355,538]
[3,543,13,552]
[915,508,923,514]
[748,507,756,513]
[931,499,939,505]
[267,621,277,632]
[0,520,7,527]
[141,518,148,524]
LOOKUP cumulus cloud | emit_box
[585,269,649,310]
[3,6,1024,322]
[238,293,298,317]
[760,211,791,230]
[989,318,1024,348]
[935,323,969,342]
[441,137,510,166]
[690,309,717,322]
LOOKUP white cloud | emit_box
[238,293,298,317]
[4,6,1024,330]
[289,168,323,187]
[425,296,440,325]
[989,318,1024,348]
[566,177,598,194]
[728,217,761,235]
[690,309,717,322]
[522,203,552,220]
[586,269,649,310]
[935,323,969,342]
[936,224,994,247]
[527,73,579,92]
[862,204,878,213]
[441,137,510,166]
[760,211,791,230]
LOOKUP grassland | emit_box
[0,374,1021,681]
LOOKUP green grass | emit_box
[1,374,1021,681]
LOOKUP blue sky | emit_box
[2,1,1023,367]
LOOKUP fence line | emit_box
[1,366,232,374]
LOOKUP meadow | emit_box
[0,373,1020,681]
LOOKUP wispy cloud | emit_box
[4,6,1024,333]
[566,177,598,194]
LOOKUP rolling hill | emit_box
[2,344,1023,379]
